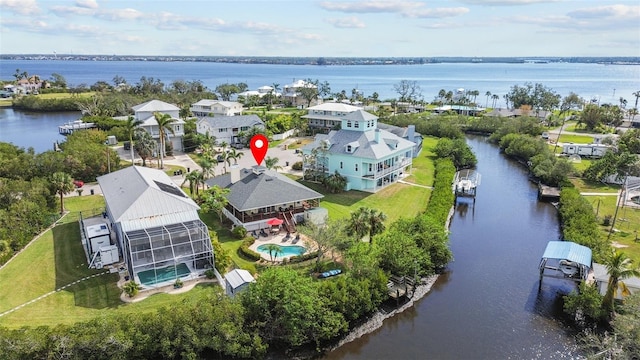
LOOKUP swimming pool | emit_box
[256,244,306,257]
[137,263,191,286]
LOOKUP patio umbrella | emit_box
[266,218,284,226]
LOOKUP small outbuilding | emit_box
[224,269,255,297]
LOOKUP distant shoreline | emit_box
[1,55,639,66]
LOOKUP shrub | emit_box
[232,226,247,239]
[123,281,140,298]
[239,236,261,261]
[291,161,303,171]
[204,269,216,279]
[289,251,319,264]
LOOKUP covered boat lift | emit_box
[538,241,592,291]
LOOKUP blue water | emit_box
[137,263,191,286]
[1,60,638,105]
[256,244,306,257]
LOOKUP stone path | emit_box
[0,271,110,317]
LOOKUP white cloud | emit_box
[568,4,640,21]
[407,7,470,18]
[325,16,366,28]
[95,8,143,21]
[458,0,561,5]
[76,0,98,9]
[0,0,40,15]
[508,4,640,31]
[50,5,96,17]
[319,1,424,14]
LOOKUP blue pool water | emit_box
[256,244,306,257]
[137,263,191,286]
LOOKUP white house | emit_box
[302,110,416,192]
[97,166,215,289]
[191,99,243,117]
[224,269,255,297]
[282,79,318,108]
[237,85,280,99]
[132,100,185,152]
[302,102,362,133]
[196,115,265,146]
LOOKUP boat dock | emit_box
[538,184,560,201]
[58,120,96,135]
[453,169,481,202]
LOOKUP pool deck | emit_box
[250,231,313,262]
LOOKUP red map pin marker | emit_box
[250,134,268,166]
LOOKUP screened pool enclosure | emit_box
[123,219,214,287]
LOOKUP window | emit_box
[241,126,249,131]
[354,122,359,128]
[340,161,343,169]
[355,164,358,172]
[219,128,227,133]
[368,164,372,172]
[346,145,352,152]
[346,121,352,128]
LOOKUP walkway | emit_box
[398,179,433,189]
[0,271,111,317]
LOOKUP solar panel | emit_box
[154,180,186,198]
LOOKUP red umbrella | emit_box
[266,218,284,226]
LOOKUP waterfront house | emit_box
[196,114,265,146]
[302,110,416,192]
[376,123,423,158]
[237,85,280,100]
[282,79,318,108]
[205,166,324,232]
[191,99,243,117]
[97,166,215,289]
[132,100,185,151]
[302,102,362,134]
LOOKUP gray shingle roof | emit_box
[205,167,323,211]
[197,114,264,129]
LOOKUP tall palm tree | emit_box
[199,157,215,180]
[485,91,492,108]
[154,112,176,169]
[603,250,640,314]
[264,156,282,171]
[346,207,387,245]
[181,170,200,196]
[123,116,143,165]
[51,172,75,214]
[264,244,283,262]
[632,90,640,109]
[227,148,244,165]
[492,94,499,108]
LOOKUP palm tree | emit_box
[134,131,156,167]
[603,250,640,314]
[632,90,640,109]
[492,94,499,108]
[51,172,75,214]
[264,156,282,171]
[628,108,638,122]
[347,207,387,244]
[123,116,143,165]
[182,169,202,196]
[153,112,176,169]
[264,244,283,262]
[323,170,347,193]
[227,148,244,165]
[485,91,491,108]
[199,158,215,180]
[438,89,446,104]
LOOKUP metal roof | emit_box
[307,102,361,112]
[541,241,592,268]
[98,166,200,230]
[197,114,264,129]
[224,269,255,289]
[132,99,180,112]
[303,127,416,160]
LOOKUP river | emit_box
[325,136,579,359]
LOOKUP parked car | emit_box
[232,142,244,149]
[123,141,131,151]
[73,180,84,188]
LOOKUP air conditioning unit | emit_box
[95,261,103,269]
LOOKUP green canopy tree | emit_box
[51,172,75,214]
[133,130,156,167]
[123,115,143,164]
[199,185,230,223]
[603,250,640,315]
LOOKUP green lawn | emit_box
[558,134,595,144]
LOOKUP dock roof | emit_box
[541,241,592,268]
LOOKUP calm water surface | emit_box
[325,136,578,359]
[0,108,80,152]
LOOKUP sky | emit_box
[1,0,639,57]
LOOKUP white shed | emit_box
[224,269,255,297]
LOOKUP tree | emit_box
[485,91,491,108]
[319,81,331,101]
[133,130,156,167]
[51,172,74,214]
[323,170,347,193]
[393,80,421,103]
[296,79,319,108]
[123,116,143,165]
[491,94,499,108]
[199,185,230,223]
[49,73,67,88]
[226,148,244,165]
[263,244,283,262]
[199,158,215,180]
[603,250,640,315]
[154,112,176,169]
[632,90,640,109]
[563,281,605,323]
[182,170,202,196]
[345,207,387,244]
[299,219,347,270]
[264,156,281,171]
[123,281,140,297]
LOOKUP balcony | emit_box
[362,158,411,179]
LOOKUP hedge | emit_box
[238,236,261,261]
[424,158,456,225]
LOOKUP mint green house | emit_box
[302,110,416,192]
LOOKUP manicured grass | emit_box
[570,178,620,193]
[558,134,595,144]
[593,196,640,264]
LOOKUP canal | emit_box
[0,108,80,153]
[326,135,579,359]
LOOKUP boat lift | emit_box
[453,169,481,204]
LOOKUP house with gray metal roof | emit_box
[132,99,185,151]
[205,166,324,232]
[376,123,423,158]
[97,166,214,289]
[196,114,265,146]
[302,110,416,192]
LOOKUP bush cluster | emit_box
[424,158,456,225]
[288,250,320,264]
[558,187,608,262]
[291,161,303,170]
[12,96,79,111]
[238,236,261,261]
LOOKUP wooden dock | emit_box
[58,120,96,135]
[537,184,560,201]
